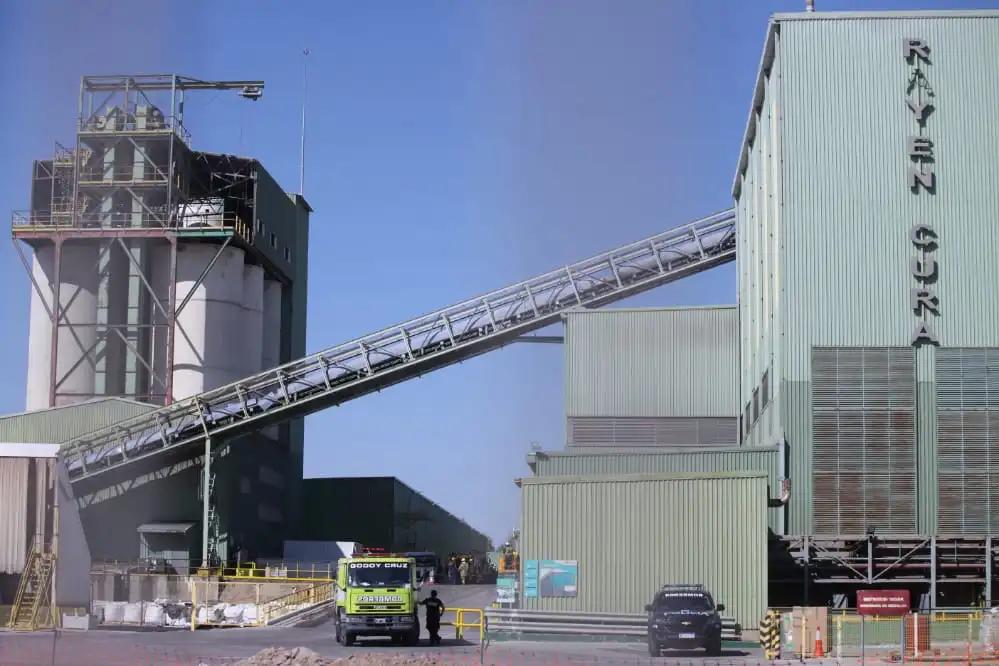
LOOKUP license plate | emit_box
[373,618,388,624]
[678,632,696,639]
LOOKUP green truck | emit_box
[333,554,421,646]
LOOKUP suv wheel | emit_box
[705,636,722,656]
[647,636,661,657]
[334,611,343,644]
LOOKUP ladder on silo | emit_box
[8,542,55,631]
[60,209,736,482]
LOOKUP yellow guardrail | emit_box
[440,607,484,643]
[225,562,335,582]
[258,581,335,626]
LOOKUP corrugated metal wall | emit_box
[0,398,156,444]
[519,472,767,627]
[736,24,782,452]
[530,447,783,530]
[564,308,738,447]
[735,14,999,532]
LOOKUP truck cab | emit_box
[645,584,724,657]
[334,555,421,646]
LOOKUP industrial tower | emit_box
[13,75,310,563]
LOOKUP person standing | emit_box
[419,590,446,646]
[448,559,459,585]
[458,558,469,585]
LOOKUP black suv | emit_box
[644,584,724,657]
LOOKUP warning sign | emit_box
[857,589,910,616]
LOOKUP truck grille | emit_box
[357,604,404,612]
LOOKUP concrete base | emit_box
[62,613,97,631]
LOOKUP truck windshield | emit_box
[655,594,714,612]
[347,563,412,587]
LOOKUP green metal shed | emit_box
[518,471,768,627]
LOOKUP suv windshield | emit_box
[347,562,412,587]
[655,593,714,612]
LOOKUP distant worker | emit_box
[419,590,446,646]
[459,558,469,585]
[448,559,459,585]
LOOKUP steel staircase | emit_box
[61,209,736,482]
[8,542,55,631]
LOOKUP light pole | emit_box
[300,48,310,196]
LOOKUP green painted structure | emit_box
[526,446,783,531]
[734,11,999,535]
[564,307,738,448]
[518,472,768,627]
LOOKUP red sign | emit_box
[857,589,911,616]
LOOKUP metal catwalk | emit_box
[62,209,736,482]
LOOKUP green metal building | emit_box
[518,472,768,627]
[735,10,999,536]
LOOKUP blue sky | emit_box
[1,0,995,546]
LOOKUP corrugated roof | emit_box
[0,397,158,448]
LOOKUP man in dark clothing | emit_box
[419,590,445,646]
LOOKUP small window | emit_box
[270,232,277,248]
[752,388,760,423]
[744,403,752,434]
[284,246,292,263]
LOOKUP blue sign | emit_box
[538,560,578,598]
[523,560,539,598]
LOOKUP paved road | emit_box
[0,585,826,665]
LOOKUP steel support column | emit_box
[987,536,992,606]
[48,240,63,407]
[201,436,212,568]
[164,237,177,404]
[930,537,937,607]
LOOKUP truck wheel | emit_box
[334,614,343,644]
[343,631,355,647]
[647,637,661,657]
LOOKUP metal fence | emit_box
[775,608,999,662]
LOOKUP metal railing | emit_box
[60,208,736,482]
[12,210,251,238]
[255,581,335,627]
[91,558,335,581]
[441,607,484,642]
[484,607,740,641]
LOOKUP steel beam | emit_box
[48,240,62,407]
[201,436,212,567]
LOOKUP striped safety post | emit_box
[759,608,782,660]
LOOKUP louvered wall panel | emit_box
[567,416,737,448]
[812,347,916,533]
[936,348,999,533]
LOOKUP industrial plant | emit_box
[1,8,999,661]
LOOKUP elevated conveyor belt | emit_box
[62,209,736,481]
